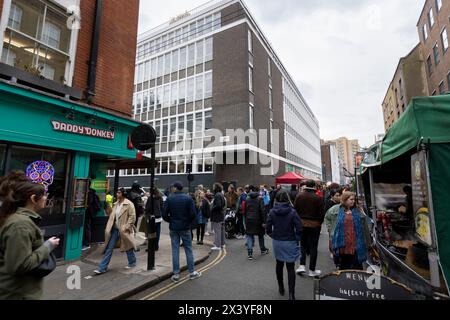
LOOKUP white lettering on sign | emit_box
[51,120,115,140]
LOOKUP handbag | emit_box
[30,252,57,278]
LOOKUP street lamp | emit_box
[131,124,157,271]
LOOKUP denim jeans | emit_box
[246,234,267,255]
[170,230,195,274]
[98,227,136,272]
[155,222,161,250]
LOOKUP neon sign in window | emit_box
[26,160,55,192]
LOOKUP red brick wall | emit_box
[0,0,4,17]
[417,0,450,95]
[73,0,139,116]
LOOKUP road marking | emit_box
[140,246,227,300]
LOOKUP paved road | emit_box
[130,223,336,300]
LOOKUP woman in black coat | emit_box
[244,187,269,260]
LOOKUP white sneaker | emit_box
[296,265,306,275]
[189,271,202,280]
[211,246,222,251]
[308,270,322,277]
[205,232,210,236]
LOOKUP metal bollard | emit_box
[147,214,156,270]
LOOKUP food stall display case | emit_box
[359,95,450,299]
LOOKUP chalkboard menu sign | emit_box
[315,271,414,300]
[72,178,89,208]
[411,151,433,246]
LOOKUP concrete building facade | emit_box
[115,0,322,190]
[321,143,341,184]
[324,137,360,176]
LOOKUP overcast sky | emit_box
[138,0,425,147]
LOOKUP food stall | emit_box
[359,95,450,299]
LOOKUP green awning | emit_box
[381,95,450,164]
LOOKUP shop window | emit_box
[2,0,72,84]
[8,145,68,226]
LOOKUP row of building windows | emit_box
[146,111,212,143]
[137,13,221,60]
[135,37,213,87]
[108,155,214,177]
[133,71,213,115]
[285,153,321,176]
[422,0,443,41]
[284,96,320,143]
[285,123,320,156]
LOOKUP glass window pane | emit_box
[187,77,195,103]
[171,49,179,73]
[171,82,178,106]
[179,79,186,104]
[195,75,203,101]
[151,58,157,79]
[180,46,187,69]
[205,72,212,98]
[204,111,212,131]
[164,53,171,75]
[205,37,213,62]
[9,145,68,226]
[196,40,204,65]
[157,56,164,77]
[188,44,195,67]
[163,84,170,107]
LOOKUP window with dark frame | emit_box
[427,56,433,75]
[434,43,440,65]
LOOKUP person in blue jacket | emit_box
[162,181,202,282]
[266,191,302,301]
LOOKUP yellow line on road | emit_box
[140,246,227,300]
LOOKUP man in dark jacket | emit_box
[82,187,101,250]
[210,183,226,250]
[270,185,281,209]
[162,181,201,282]
[244,186,269,260]
[289,185,298,205]
[294,180,325,277]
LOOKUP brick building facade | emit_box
[417,0,450,95]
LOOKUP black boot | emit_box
[289,291,296,300]
[277,279,285,296]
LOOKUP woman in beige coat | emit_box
[94,188,137,274]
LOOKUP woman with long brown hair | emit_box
[330,192,371,270]
[0,171,60,299]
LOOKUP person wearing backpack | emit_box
[244,186,269,260]
[83,185,101,250]
[128,182,144,228]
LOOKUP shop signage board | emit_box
[411,151,433,246]
[315,270,415,300]
[72,178,89,208]
[51,120,115,140]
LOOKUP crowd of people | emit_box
[0,168,372,300]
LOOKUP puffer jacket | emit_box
[266,202,302,241]
[244,192,266,235]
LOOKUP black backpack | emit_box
[128,191,144,217]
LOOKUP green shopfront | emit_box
[0,81,140,261]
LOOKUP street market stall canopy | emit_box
[360,94,450,292]
[276,171,305,185]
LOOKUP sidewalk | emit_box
[42,232,212,300]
